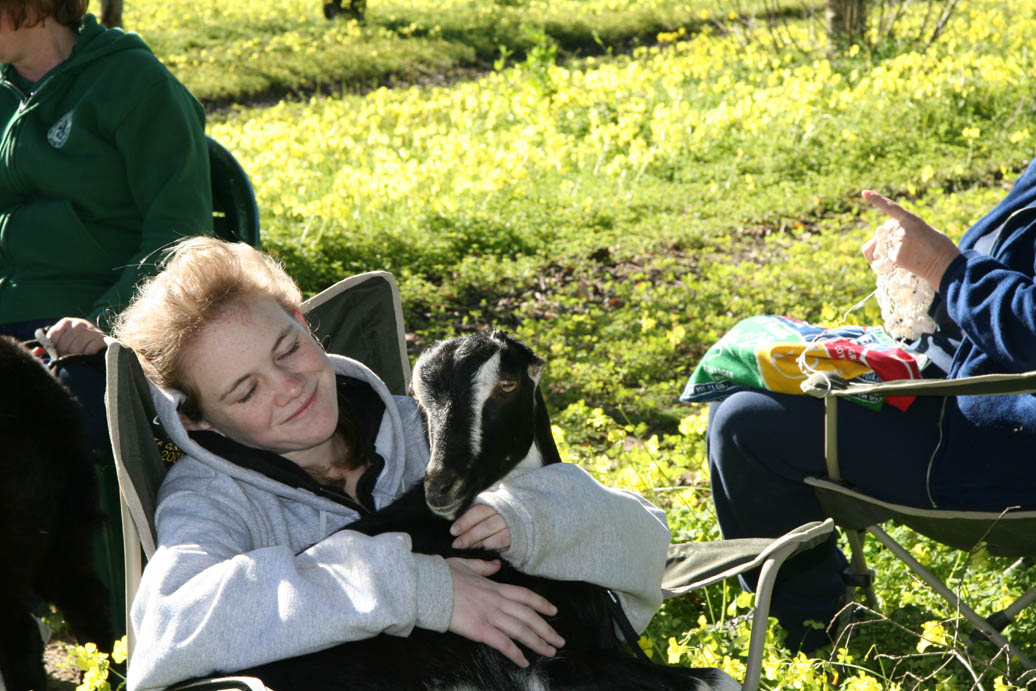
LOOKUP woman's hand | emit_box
[45,317,107,356]
[451,504,510,550]
[446,557,564,667]
[862,190,961,291]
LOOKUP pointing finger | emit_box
[862,189,920,225]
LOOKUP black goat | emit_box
[234,331,737,691]
[0,336,112,691]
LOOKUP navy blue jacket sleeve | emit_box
[940,246,1036,373]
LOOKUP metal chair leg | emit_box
[841,528,878,608]
[869,525,1036,670]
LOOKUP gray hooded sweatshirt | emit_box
[128,354,670,691]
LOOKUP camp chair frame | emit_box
[663,520,834,690]
[803,371,1036,671]
[106,270,832,691]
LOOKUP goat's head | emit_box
[410,330,562,520]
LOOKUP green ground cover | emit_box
[122,0,799,104]
[73,0,1036,688]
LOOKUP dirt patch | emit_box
[43,638,79,691]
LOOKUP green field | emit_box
[71,0,1036,688]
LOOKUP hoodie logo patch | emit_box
[47,111,73,149]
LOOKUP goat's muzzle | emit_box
[424,469,470,520]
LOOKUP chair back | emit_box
[304,271,410,396]
[208,137,260,247]
[106,271,409,648]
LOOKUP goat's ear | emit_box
[528,362,544,384]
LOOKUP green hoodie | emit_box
[0,15,212,330]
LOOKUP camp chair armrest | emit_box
[662,519,834,691]
[802,369,1036,399]
[167,677,269,691]
[662,519,834,596]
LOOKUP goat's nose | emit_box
[425,470,467,514]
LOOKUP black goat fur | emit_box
[224,332,736,691]
[0,336,112,691]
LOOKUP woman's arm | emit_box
[864,190,1036,372]
[939,250,1036,372]
[128,488,452,691]
[471,463,671,634]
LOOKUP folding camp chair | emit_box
[802,371,1036,670]
[106,270,832,691]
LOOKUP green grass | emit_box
[122,0,803,104]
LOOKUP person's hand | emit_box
[451,504,510,550]
[861,219,899,265]
[862,190,961,291]
[45,317,107,356]
[446,557,564,667]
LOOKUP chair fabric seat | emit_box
[806,476,1036,557]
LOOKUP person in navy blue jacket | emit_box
[708,158,1036,653]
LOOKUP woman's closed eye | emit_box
[236,339,301,404]
[237,382,258,404]
[278,338,301,360]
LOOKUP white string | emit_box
[794,291,875,390]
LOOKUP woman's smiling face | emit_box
[181,294,339,467]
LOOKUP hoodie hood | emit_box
[150,353,416,515]
[1,14,150,88]
[71,14,151,65]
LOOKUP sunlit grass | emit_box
[118,0,800,102]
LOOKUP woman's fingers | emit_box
[866,189,924,226]
[47,317,107,356]
[863,189,913,221]
[496,580,559,618]
[861,236,878,263]
[493,607,559,660]
[482,628,530,668]
[451,504,495,533]
[451,505,510,550]
[446,557,564,667]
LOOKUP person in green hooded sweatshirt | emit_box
[0,0,212,357]
[0,0,212,443]
[0,0,213,641]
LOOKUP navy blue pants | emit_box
[707,390,944,650]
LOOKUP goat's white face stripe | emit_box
[469,351,501,459]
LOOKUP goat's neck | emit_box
[486,441,544,494]
[485,388,564,491]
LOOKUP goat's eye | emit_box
[498,379,517,393]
